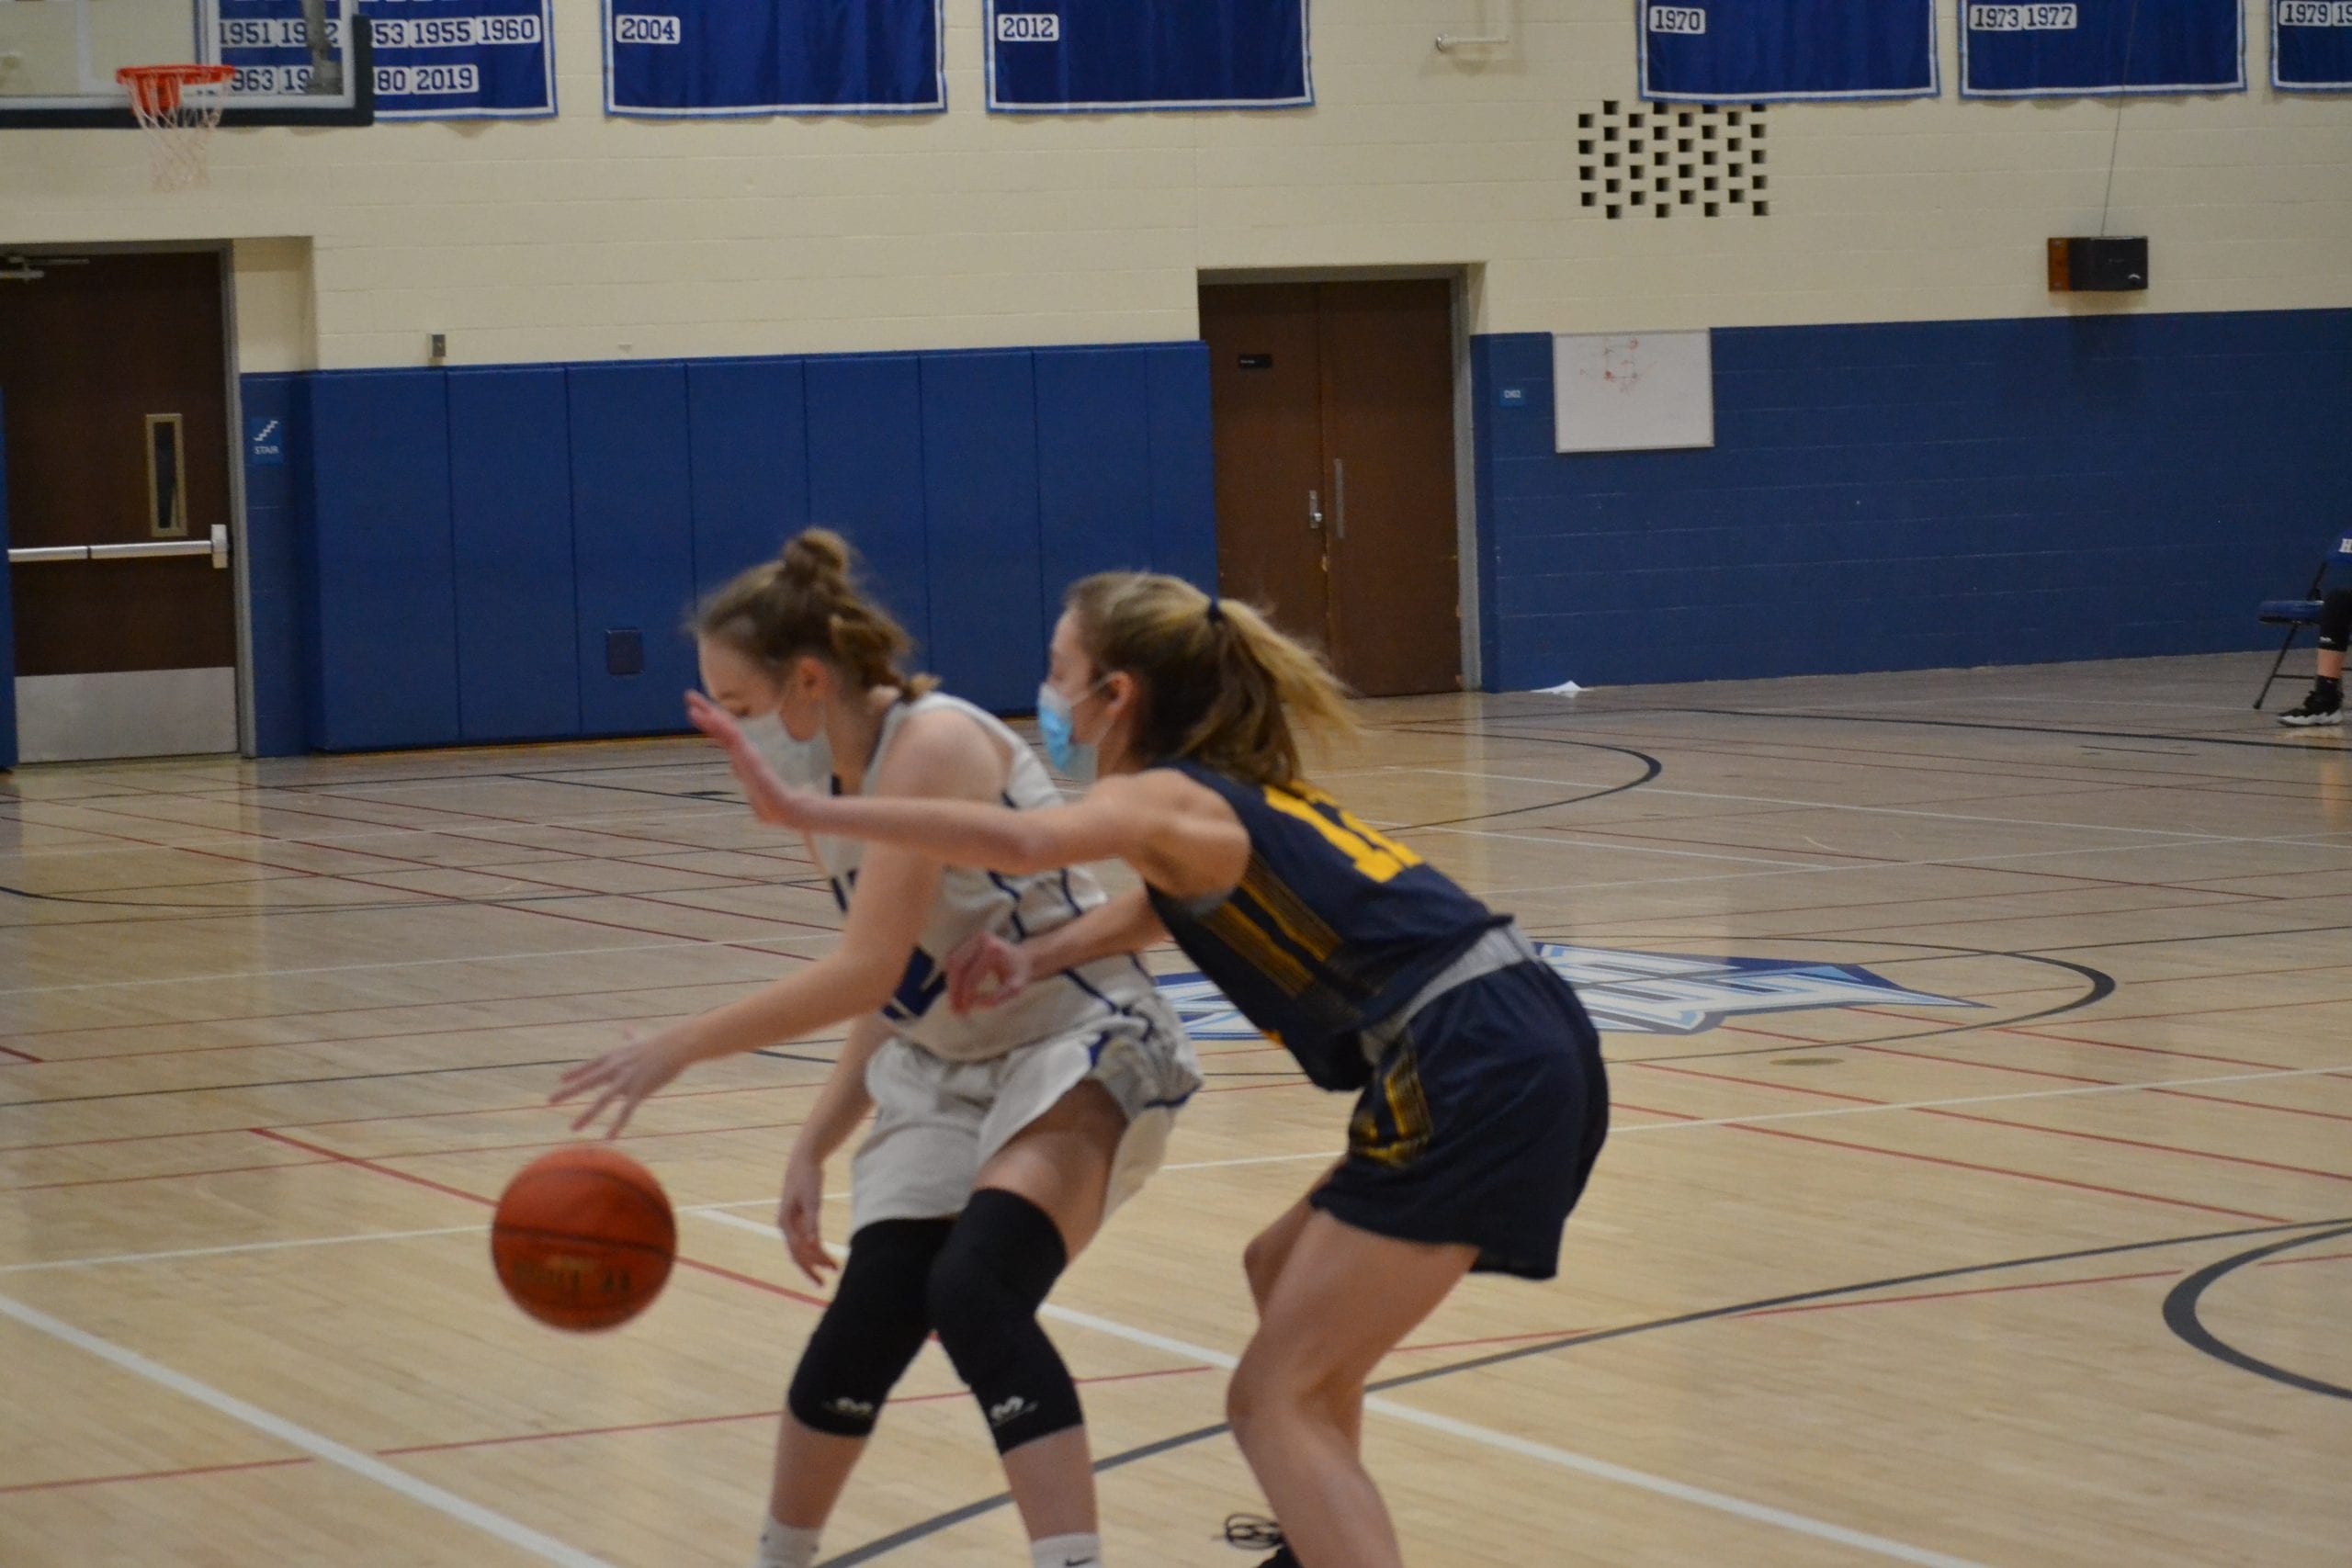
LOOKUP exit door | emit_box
[1201,279,1462,698]
[0,251,239,764]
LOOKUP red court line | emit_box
[251,1128,832,1311]
[0,1158,338,1194]
[1392,1326,1592,1357]
[1739,1268,2183,1320]
[0,1076,832,1156]
[0,1456,314,1496]
[377,1365,1221,1460]
[1633,1061,2352,1185]
[1729,1122,2285,1224]
[1848,1041,2352,1126]
[0,1045,40,1064]
[62,797,842,950]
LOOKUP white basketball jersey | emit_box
[811,693,1164,1064]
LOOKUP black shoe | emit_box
[1223,1514,1299,1566]
[2278,685,2344,727]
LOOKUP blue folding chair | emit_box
[2255,533,2352,710]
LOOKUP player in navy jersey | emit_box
[685,570,1611,1568]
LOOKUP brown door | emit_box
[1200,279,1461,697]
[0,251,238,761]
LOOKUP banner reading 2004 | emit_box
[217,0,556,119]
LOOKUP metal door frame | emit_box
[1195,265,1482,691]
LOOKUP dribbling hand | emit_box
[684,691,813,831]
[777,1155,836,1284]
[551,1028,695,1137]
[946,930,1031,1014]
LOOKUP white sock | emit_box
[754,1517,822,1568]
[1031,1532,1103,1568]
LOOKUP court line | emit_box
[0,932,803,998]
[1404,765,2334,844]
[1023,1310,1985,1567]
[0,1291,616,1568]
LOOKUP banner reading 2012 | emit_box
[216,0,556,119]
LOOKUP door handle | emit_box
[210,523,230,570]
[87,540,215,560]
[1332,459,1347,542]
[1307,489,1324,532]
[7,546,89,564]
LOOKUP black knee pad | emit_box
[2319,587,2352,652]
[926,1189,1082,1454]
[786,1217,954,1438]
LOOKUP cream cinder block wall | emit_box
[6,3,2349,370]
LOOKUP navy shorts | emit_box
[1312,958,1608,1280]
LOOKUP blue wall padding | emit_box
[305,370,460,750]
[246,341,1216,751]
[1035,348,1156,641]
[568,363,701,736]
[448,367,581,743]
[238,375,311,756]
[0,389,14,770]
[1146,343,1219,593]
[1471,310,2352,691]
[806,354,932,656]
[920,350,1046,713]
[687,357,810,603]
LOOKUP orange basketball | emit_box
[491,1146,676,1332]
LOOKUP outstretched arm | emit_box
[947,886,1169,1013]
[687,690,1247,897]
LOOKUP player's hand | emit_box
[946,930,1031,1014]
[776,1153,836,1285]
[685,691,814,831]
[551,1027,696,1137]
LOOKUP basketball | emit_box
[491,1146,676,1332]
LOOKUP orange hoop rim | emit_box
[117,64,236,117]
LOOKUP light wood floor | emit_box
[4,652,2347,1568]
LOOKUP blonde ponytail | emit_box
[694,528,938,699]
[1064,572,1357,787]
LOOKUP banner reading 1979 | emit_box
[216,0,556,120]
[2276,0,2352,89]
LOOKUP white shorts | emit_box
[848,991,1201,1235]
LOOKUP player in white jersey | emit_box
[557,531,1199,1568]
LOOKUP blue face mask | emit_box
[740,712,832,791]
[1035,680,1102,782]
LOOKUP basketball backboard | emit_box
[0,0,371,127]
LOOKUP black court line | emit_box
[1386,742,1662,832]
[2160,1223,2352,1403]
[816,1214,2352,1565]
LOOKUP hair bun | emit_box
[779,528,852,587]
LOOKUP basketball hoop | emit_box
[117,65,237,191]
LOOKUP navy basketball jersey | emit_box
[1146,762,1504,1090]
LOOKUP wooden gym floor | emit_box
[2,652,2347,1567]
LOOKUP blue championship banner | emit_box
[2275,0,2352,89]
[217,0,556,119]
[1960,1,2245,96]
[1639,2,1938,103]
[985,0,1312,113]
[605,0,945,117]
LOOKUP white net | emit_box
[120,69,233,192]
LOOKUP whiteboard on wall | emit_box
[1553,331,1714,453]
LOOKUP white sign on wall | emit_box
[1553,330,1715,454]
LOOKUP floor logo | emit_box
[1156,942,1977,1040]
